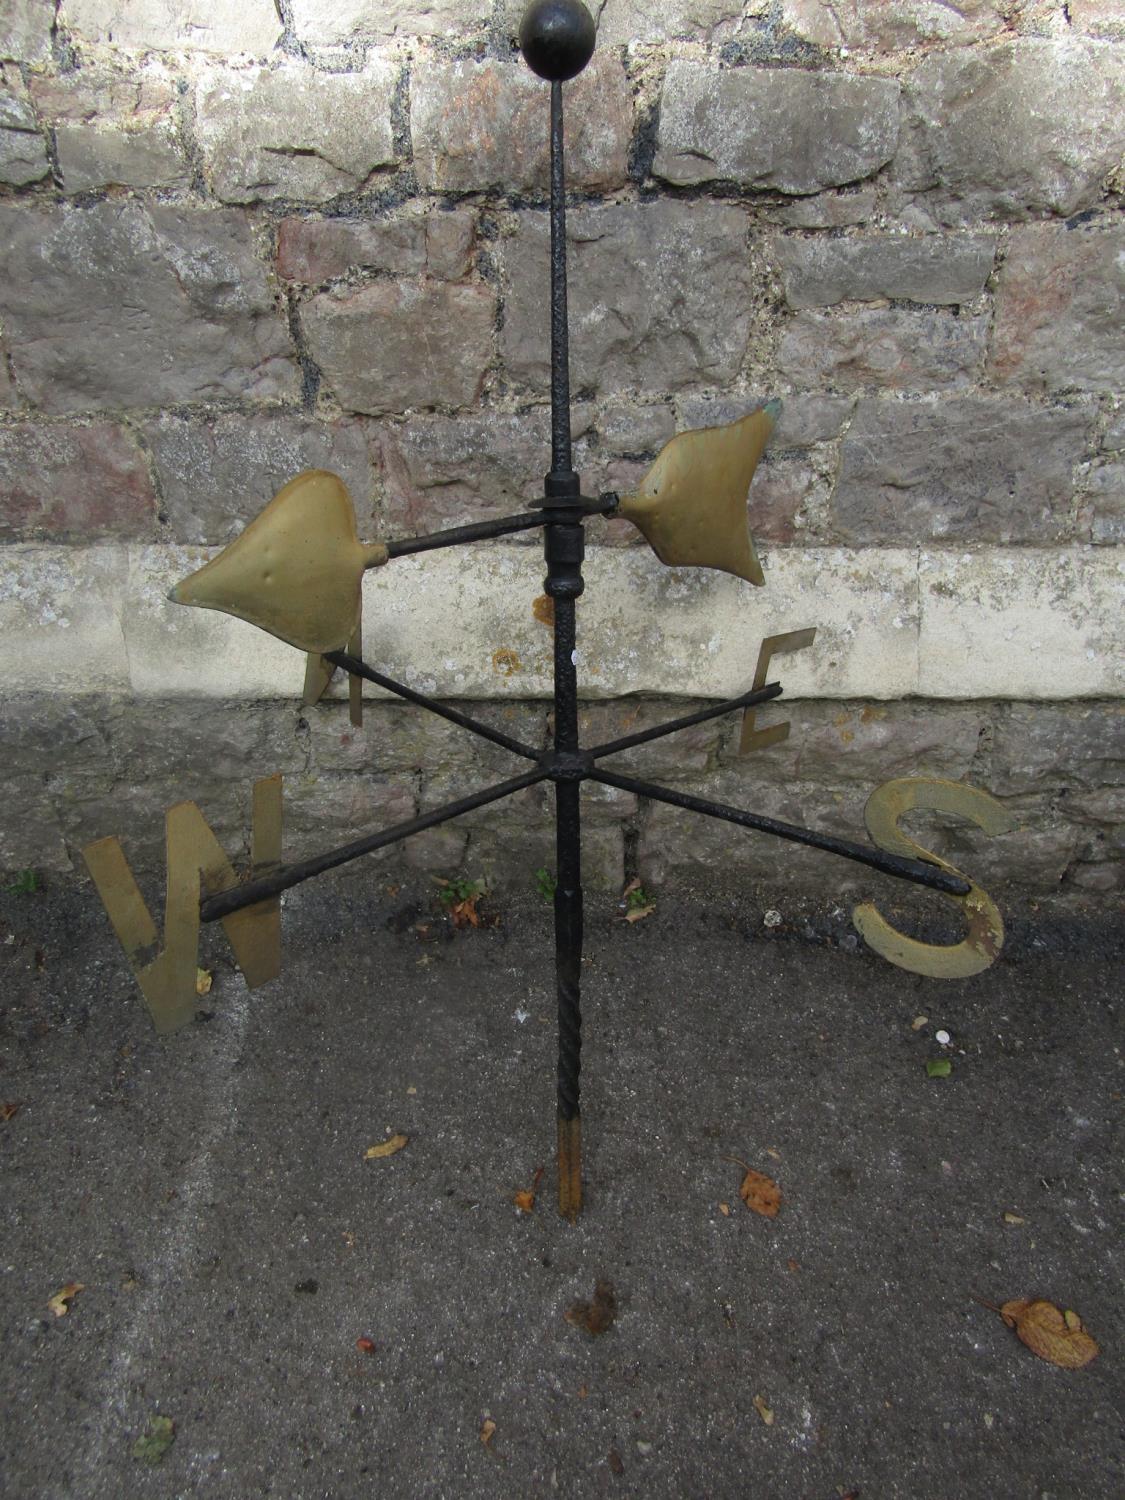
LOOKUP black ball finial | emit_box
[519,0,596,82]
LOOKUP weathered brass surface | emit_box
[83,775,283,1033]
[346,617,363,729]
[852,777,1017,979]
[617,405,778,585]
[740,627,817,754]
[170,470,388,654]
[301,651,337,709]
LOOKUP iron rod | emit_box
[326,651,540,762]
[587,768,972,897]
[548,79,575,489]
[587,682,783,761]
[385,510,549,558]
[201,767,549,923]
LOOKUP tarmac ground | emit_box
[1,872,1121,1499]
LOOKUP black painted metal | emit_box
[588,767,972,897]
[543,80,581,503]
[326,651,540,762]
[519,0,597,82]
[201,767,549,924]
[587,681,784,762]
[385,510,549,557]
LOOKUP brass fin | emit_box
[347,607,363,729]
[302,652,337,708]
[169,470,388,655]
[617,404,778,585]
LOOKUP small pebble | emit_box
[935,1029,951,1046]
[763,910,782,928]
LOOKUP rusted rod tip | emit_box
[557,1112,583,1221]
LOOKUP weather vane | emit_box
[82,1,1015,1220]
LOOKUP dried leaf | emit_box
[480,1418,497,1446]
[565,1278,617,1336]
[355,1337,376,1355]
[911,1015,929,1030]
[132,1415,175,1466]
[722,1157,782,1219]
[514,1165,545,1214]
[1000,1298,1099,1369]
[365,1133,408,1160]
[926,1058,952,1078]
[623,904,655,923]
[752,1395,775,1426]
[47,1282,84,1317]
[195,967,212,996]
[621,878,642,899]
[718,1201,731,1217]
[1003,1212,1026,1226]
[0,1101,19,1122]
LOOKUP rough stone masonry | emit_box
[0,0,1121,907]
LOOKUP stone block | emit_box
[894,39,1125,222]
[747,453,827,542]
[305,699,546,776]
[106,699,308,784]
[577,698,722,778]
[0,421,158,541]
[834,398,1088,543]
[989,226,1124,396]
[139,410,375,544]
[412,54,630,195]
[775,233,996,309]
[595,0,744,43]
[1068,0,1125,40]
[989,704,1124,796]
[377,408,566,534]
[777,308,988,392]
[59,0,282,54]
[678,394,853,449]
[195,60,397,205]
[0,203,297,414]
[1,1,53,62]
[31,68,188,193]
[501,202,755,396]
[262,775,417,857]
[277,209,476,286]
[302,280,495,416]
[0,68,48,186]
[1080,461,1124,545]
[769,188,877,230]
[779,0,1007,51]
[654,62,900,195]
[290,0,491,43]
[0,783,71,873]
[0,351,14,408]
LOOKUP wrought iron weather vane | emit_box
[83,1,1015,1220]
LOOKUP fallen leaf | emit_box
[723,1157,781,1218]
[911,1016,929,1030]
[195,967,212,996]
[765,1147,782,1160]
[0,1101,19,1122]
[608,1448,625,1475]
[753,1394,775,1426]
[926,1058,952,1078]
[621,878,642,899]
[514,1165,545,1214]
[565,1278,617,1336]
[718,1202,731,1217]
[1000,1298,1099,1369]
[364,1133,408,1160]
[623,904,655,923]
[480,1418,497,1446]
[47,1282,84,1317]
[406,1086,417,1095]
[1003,1212,1026,1226]
[132,1415,175,1466]
[577,1385,588,1399]
[787,1259,800,1273]
[355,1336,376,1355]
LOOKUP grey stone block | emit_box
[894,39,1125,222]
[989,225,1125,395]
[834,397,1089,543]
[0,69,48,186]
[775,233,996,309]
[302,280,495,417]
[411,54,630,195]
[0,421,158,541]
[654,62,900,195]
[1080,461,1124,545]
[0,203,298,414]
[2,1,53,62]
[55,123,188,192]
[60,0,283,55]
[140,410,376,544]
[769,188,878,230]
[777,308,988,392]
[595,0,743,43]
[779,0,1008,51]
[989,704,1125,796]
[289,0,491,43]
[31,66,188,192]
[277,210,476,285]
[501,202,755,396]
[195,61,397,205]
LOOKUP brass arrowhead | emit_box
[617,404,779,586]
[169,470,388,654]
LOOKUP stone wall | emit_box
[0,1,1121,905]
